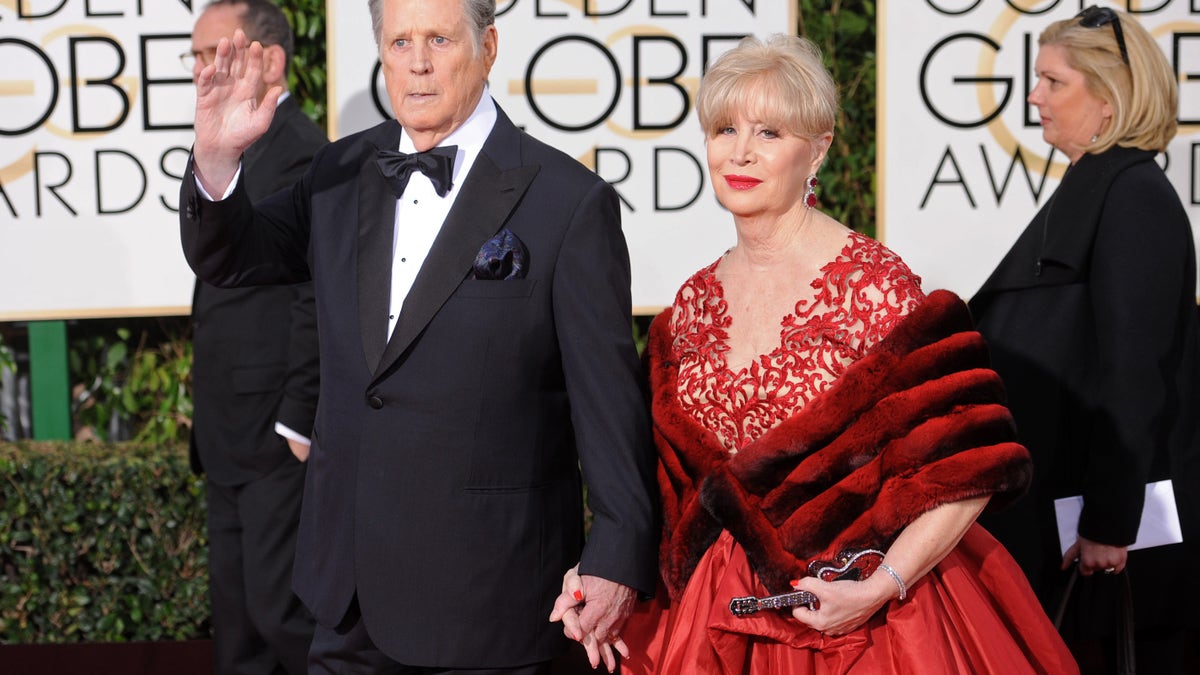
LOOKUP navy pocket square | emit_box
[473,228,528,281]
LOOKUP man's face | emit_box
[378,0,497,149]
[190,5,244,84]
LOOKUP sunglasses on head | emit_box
[1077,6,1130,66]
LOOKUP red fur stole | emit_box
[647,289,1031,598]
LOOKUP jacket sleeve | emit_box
[275,280,320,438]
[264,115,327,441]
[179,155,316,289]
[554,178,660,596]
[1077,167,1193,544]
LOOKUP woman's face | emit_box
[1028,44,1113,163]
[706,109,831,220]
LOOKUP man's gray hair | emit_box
[368,0,494,52]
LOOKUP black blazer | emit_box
[180,104,659,668]
[970,145,1200,634]
[189,96,326,486]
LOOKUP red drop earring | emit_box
[804,174,819,208]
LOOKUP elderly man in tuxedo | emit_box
[185,1,325,673]
[179,0,658,673]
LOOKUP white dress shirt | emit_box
[386,90,497,340]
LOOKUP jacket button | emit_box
[367,395,383,409]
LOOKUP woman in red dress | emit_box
[552,34,1078,674]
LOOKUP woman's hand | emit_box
[789,496,991,635]
[788,572,896,636]
[548,564,630,673]
[1063,535,1128,576]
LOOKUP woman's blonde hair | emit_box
[1039,8,1177,153]
[696,34,838,140]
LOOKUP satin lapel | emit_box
[357,123,405,371]
[373,151,539,381]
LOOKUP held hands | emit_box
[1063,535,1127,576]
[787,572,896,636]
[193,29,281,196]
[549,565,636,673]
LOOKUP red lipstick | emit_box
[724,174,761,190]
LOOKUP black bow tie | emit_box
[375,145,457,198]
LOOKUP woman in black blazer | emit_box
[970,7,1200,673]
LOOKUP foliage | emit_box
[0,334,13,434]
[0,442,209,643]
[68,320,192,447]
[0,335,12,375]
[281,0,328,130]
[799,0,877,237]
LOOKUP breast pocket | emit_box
[454,279,537,299]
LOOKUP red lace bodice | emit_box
[669,231,925,453]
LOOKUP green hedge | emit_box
[0,442,208,643]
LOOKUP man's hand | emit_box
[549,566,634,673]
[193,29,281,196]
[577,574,636,644]
[287,438,310,463]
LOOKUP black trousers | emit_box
[308,596,553,675]
[207,456,314,675]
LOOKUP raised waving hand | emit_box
[192,29,282,196]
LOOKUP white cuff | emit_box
[194,163,243,201]
[275,421,311,446]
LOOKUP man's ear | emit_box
[261,43,288,87]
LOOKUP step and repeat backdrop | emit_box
[1,1,197,320]
[1,0,791,319]
[880,1,1200,297]
[4,1,1197,320]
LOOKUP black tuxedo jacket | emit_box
[180,104,658,668]
[189,96,326,486]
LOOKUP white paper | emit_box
[1054,479,1184,556]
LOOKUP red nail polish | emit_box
[790,579,800,588]
[573,590,583,601]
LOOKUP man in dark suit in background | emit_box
[185,2,326,673]
[180,0,658,673]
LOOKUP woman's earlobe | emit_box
[818,132,834,157]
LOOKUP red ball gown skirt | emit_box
[621,525,1078,674]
